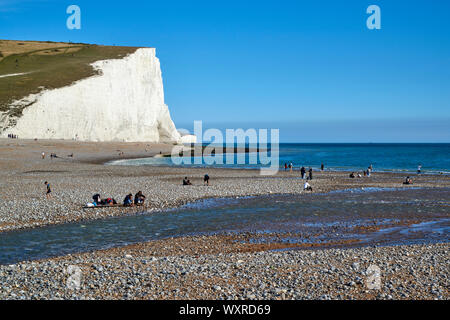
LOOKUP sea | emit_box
[109,143,450,174]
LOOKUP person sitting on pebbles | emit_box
[403,176,413,185]
[92,193,101,205]
[102,197,117,205]
[123,193,134,206]
[134,191,146,206]
[183,177,192,185]
[304,181,313,192]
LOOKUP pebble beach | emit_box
[0,138,449,300]
[0,235,448,300]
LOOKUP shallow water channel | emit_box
[0,187,449,265]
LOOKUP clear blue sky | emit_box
[1,0,449,142]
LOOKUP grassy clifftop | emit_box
[0,40,139,118]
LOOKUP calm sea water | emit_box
[110,143,450,174]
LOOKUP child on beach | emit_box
[204,174,210,186]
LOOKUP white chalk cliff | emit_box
[0,48,183,143]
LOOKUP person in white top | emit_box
[304,181,312,191]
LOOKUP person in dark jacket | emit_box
[134,191,146,205]
[92,193,101,205]
[123,193,134,206]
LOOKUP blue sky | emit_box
[1,0,449,142]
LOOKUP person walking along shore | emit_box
[44,181,52,199]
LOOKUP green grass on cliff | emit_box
[0,40,139,120]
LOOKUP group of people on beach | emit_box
[349,165,373,178]
[349,172,362,178]
[88,191,146,207]
[41,152,58,159]
[41,152,73,159]
[284,163,322,179]
[7,134,18,139]
[46,159,425,206]
[123,191,146,206]
[183,174,210,186]
[80,174,211,208]
[283,163,321,192]
[300,167,314,180]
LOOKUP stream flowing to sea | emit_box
[0,187,449,265]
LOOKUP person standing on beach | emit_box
[417,165,422,174]
[41,152,45,159]
[204,174,210,186]
[289,162,293,172]
[301,166,306,179]
[44,181,52,199]
[308,168,313,180]
[321,163,324,171]
[284,163,287,171]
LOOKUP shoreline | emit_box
[107,160,450,176]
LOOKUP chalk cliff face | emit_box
[0,48,182,143]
